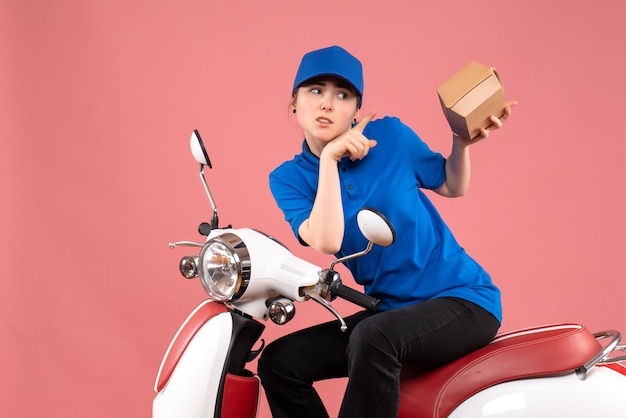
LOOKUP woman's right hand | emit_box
[322,111,378,162]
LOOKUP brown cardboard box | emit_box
[437,61,506,139]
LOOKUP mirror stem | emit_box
[199,164,219,228]
[329,241,373,272]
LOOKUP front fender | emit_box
[154,300,229,392]
[153,301,232,418]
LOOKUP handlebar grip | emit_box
[335,284,380,313]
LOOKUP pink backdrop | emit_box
[2,1,625,416]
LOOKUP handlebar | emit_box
[320,269,380,313]
[334,283,381,313]
[305,281,380,332]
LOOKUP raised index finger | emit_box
[354,111,376,133]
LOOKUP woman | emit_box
[258,45,517,418]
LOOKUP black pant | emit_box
[257,297,500,418]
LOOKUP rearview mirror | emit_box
[357,208,395,247]
[190,129,212,167]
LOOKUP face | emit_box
[292,77,360,153]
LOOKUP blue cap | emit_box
[292,46,364,101]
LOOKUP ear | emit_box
[290,96,298,114]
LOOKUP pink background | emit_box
[2,1,625,417]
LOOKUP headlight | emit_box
[198,233,250,301]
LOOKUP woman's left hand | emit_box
[458,100,518,143]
